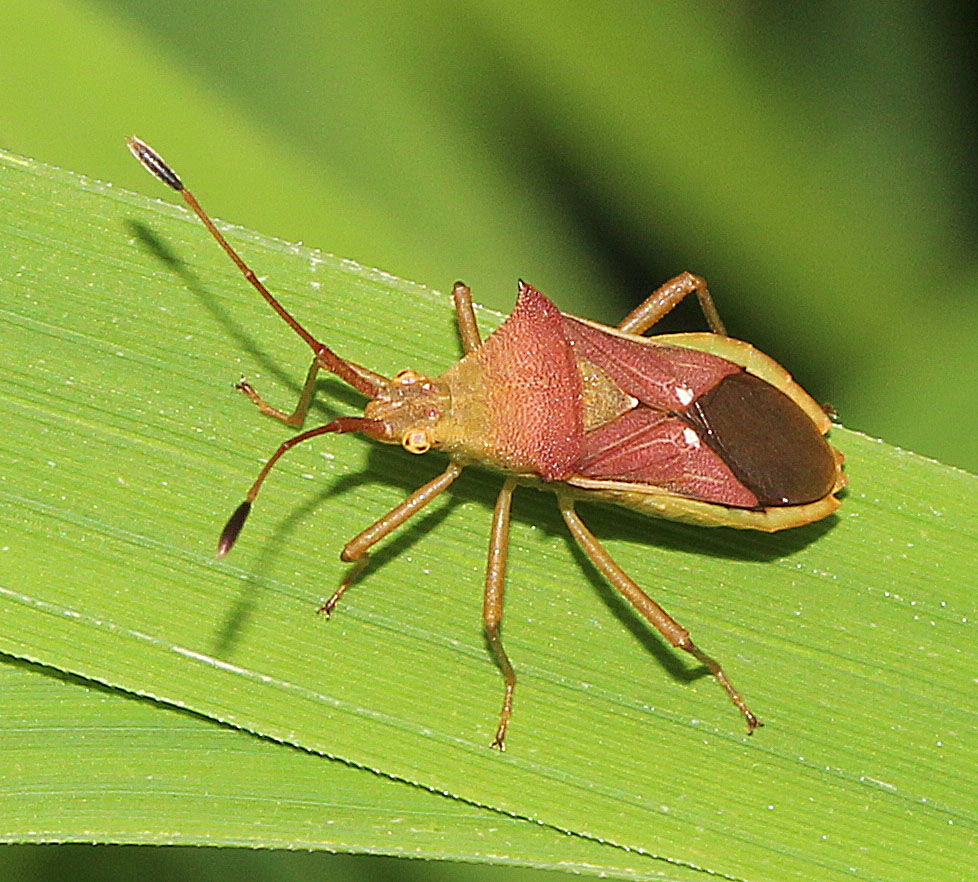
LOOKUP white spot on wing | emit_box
[676,385,694,406]
[682,427,701,448]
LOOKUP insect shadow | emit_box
[210,446,466,657]
[557,504,838,682]
[120,213,846,736]
[498,481,841,686]
[127,219,369,409]
[127,219,465,654]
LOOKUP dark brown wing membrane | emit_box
[682,372,838,506]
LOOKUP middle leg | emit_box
[483,478,518,749]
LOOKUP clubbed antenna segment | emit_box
[217,501,252,558]
[127,136,183,191]
[214,418,385,559]
[125,135,386,399]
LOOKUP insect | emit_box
[128,136,846,749]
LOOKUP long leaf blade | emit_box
[1,148,976,880]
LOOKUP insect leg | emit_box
[557,494,761,733]
[237,353,391,427]
[236,356,323,427]
[484,478,518,749]
[617,272,727,336]
[318,461,464,615]
[451,281,482,354]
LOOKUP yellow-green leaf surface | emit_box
[2,150,976,881]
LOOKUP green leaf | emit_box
[2,148,976,881]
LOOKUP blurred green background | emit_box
[2,1,976,879]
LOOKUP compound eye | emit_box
[393,369,423,385]
[402,428,431,454]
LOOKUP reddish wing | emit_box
[563,314,838,508]
[466,287,834,509]
[563,317,740,409]
[564,316,762,507]
[575,406,760,507]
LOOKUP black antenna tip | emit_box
[127,135,184,191]
[217,500,252,558]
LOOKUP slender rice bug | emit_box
[128,136,846,749]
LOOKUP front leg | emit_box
[237,343,394,427]
[318,461,465,615]
[617,272,727,336]
[236,356,323,427]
